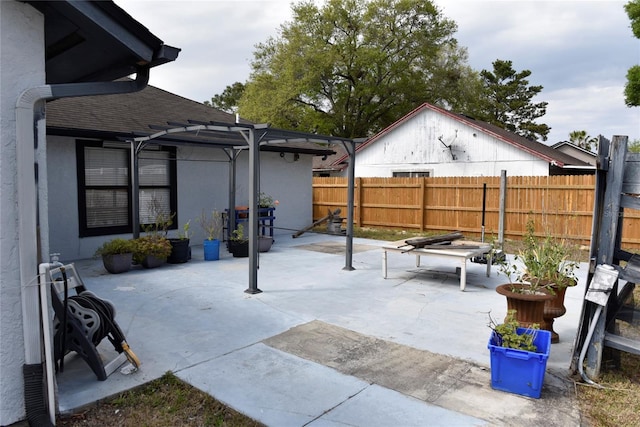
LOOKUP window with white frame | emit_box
[77,141,176,237]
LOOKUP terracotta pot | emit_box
[496,284,555,329]
[235,206,249,218]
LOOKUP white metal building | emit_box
[323,103,593,177]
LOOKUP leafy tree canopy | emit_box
[624,0,640,106]
[628,138,640,152]
[204,82,245,114]
[237,0,481,138]
[477,59,550,141]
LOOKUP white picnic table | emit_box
[381,239,492,291]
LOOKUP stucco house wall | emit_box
[47,138,313,261]
[0,2,45,424]
[351,108,551,177]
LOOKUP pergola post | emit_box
[225,148,240,240]
[245,128,262,294]
[343,140,357,271]
[131,140,141,238]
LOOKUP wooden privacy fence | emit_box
[312,175,640,249]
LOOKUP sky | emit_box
[116,0,640,145]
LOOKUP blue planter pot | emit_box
[488,328,551,398]
[203,239,220,261]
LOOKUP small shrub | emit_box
[132,236,172,263]
[94,238,135,257]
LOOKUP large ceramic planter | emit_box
[167,238,190,264]
[228,240,249,257]
[542,280,577,343]
[258,236,273,252]
[101,253,133,274]
[496,284,555,328]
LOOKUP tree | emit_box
[569,130,598,152]
[624,1,640,106]
[478,59,550,141]
[204,82,245,114]
[628,138,640,152]
[236,0,481,138]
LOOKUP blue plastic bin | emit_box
[487,328,551,398]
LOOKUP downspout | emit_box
[16,68,150,426]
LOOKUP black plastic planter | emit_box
[168,238,190,263]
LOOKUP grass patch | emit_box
[576,352,640,427]
[56,372,264,427]
[350,226,429,241]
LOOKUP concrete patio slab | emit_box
[50,232,587,426]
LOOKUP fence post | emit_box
[355,177,362,227]
[498,170,507,251]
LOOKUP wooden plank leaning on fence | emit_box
[292,208,341,238]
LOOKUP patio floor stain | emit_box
[263,320,580,426]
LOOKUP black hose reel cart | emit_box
[48,264,139,381]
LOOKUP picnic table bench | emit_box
[382,239,492,291]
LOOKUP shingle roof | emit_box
[46,83,238,135]
[330,102,591,168]
[46,82,339,155]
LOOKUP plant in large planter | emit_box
[168,220,192,264]
[517,217,579,342]
[228,224,249,258]
[258,192,279,215]
[197,209,222,261]
[487,310,551,398]
[132,235,172,268]
[496,226,555,329]
[94,238,135,274]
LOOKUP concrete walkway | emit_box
[54,232,587,426]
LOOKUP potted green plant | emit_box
[496,219,555,329]
[496,217,578,337]
[487,310,551,399]
[228,224,249,257]
[258,192,279,217]
[132,235,172,268]
[94,238,135,274]
[520,220,579,343]
[168,220,192,264]
[197,209,222,261]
